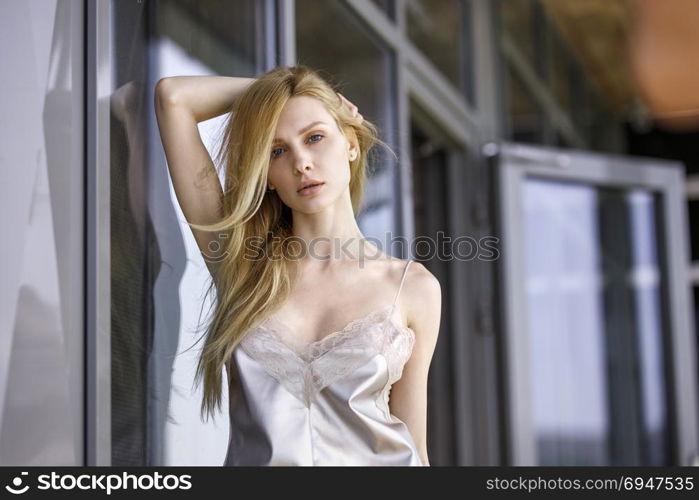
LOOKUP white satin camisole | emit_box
[224,259,421,466]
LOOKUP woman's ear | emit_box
[342,124,359,161]
[349,143,358,161]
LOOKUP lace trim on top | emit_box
[238,303,415,416]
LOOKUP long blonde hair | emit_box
[186,65,386,422]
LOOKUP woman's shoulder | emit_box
[393,258,441,334]
[370,255,436,285]
[382,256,435,282]
[362,253,439,300]
[401,260,440,299]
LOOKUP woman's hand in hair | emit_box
[337,92,363,124]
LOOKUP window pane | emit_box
[111,0,264,465]
[499,0,626,152]
[547,32,573,112]
[499,0,537,68]
[522,179,671,465]
[296,0,398,245]
[407,0,472,100]
[504,64,546,144]
[370,0,395,20]
[0,1,85,465]
[154,0,261,76]
[410,120,458,464]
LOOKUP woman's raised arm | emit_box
[153,76,255,277]
[155,76,255,123]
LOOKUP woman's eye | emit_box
[271,135,322,158]
[308,134,324,143]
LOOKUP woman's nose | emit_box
[293,152,313,173]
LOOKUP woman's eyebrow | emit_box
[273,120,329,144]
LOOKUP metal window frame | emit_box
[339,0,504,465]
[495,141,699,465]
[345,0,481,141]
[341,0,505,465]
[77,0,510,467]
[501,34,586,149]
[277,0,296,65]
[85,0,290,467]
[497,4,628,153]
[259,0,280,71]
[85,0,112,466]
[83,0,502,466]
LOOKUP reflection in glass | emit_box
[410,121,457,464]
[499,0,546,144]
[522,179,670,465]
[296,0,398,248]
[111,0,263,465]
[546,32,573,112]
[499,0,624,152]
[628,191,669,466]
[154,0,261,76]
[0,1,85,465]
[370,0,395,20]
[407,0,472,100]
[504,65,546,144]
[499,0,537,68]
[111,0,156,467]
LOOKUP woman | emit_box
[154,66,441,466]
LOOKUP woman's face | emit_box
[267,95,357,213]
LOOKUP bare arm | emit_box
[153,75,255,278]
[388,262,442,467]
[156,75,255,123]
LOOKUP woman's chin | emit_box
[289,195,336,213]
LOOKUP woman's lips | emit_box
[297,182,325,196]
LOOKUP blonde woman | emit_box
[154,66,441,466]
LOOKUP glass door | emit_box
[495,142,698,465]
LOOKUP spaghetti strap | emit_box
[390,259,412,309]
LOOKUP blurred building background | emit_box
[1,0,698,466]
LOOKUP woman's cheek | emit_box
[267,162,284,184]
